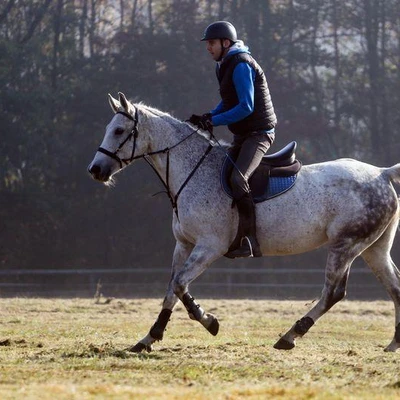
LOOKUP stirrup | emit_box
[241,236,254,257]
[224,236,254,259]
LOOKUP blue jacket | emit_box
[210,42,276,133]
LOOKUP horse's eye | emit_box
[115,127,124,136]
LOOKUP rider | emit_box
[189,21,277,258]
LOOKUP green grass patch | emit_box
[0,298,399,399]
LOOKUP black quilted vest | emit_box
[216,52,277,135]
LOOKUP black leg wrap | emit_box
[395,323,400,343]
[182,293,205,321]
[150,309,172,341]
[294,317,315,336]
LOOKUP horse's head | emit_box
[88,92,147,183]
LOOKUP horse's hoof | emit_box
[384,344,399,352]
[273,337,295,350]
[384,347,395,353]
[128,342,153,353]
[383,338,400,352]
[207,316,219,336]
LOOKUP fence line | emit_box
[0,266,375,276]
[0,266,388,300]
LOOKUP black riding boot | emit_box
[225,194,262,258]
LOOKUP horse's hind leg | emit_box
[274,244,358,350]
[361,220,400,352]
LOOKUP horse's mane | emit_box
[135,102,229,147]
[135,102,174,119]
[135,102,188,130]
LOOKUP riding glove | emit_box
[188,113,213,133]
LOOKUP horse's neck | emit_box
[143,111,212,195]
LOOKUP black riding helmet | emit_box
[201,21,237,42]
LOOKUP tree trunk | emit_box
[363,0,382,160]
[79,0,88,58]
[120,0,124,30]
[88,0,96,57]
[259,0,271,63]
[51,0,63,119]
[379,0,390,162]
[218,0,224,20]
[148,0,154,36]
[332,0,341,132]
[0,0,16,26]
[20,0,53,44]
[130,0,139,32]
[287,0,295,86]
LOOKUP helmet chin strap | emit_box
[216,39,231,62]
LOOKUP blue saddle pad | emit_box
[264,175,297,200]
[221,156,300,203]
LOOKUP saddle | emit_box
[221,141,302,203]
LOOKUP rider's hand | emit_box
[188,113,213,133]
[199,113,213,133]
[187,114,202,128]
[188,114,202,125]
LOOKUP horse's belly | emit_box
[259,216,328,256]
[256,186,330,256]
[263,230,327,256]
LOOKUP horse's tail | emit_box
[383,164,400,184]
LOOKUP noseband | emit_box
[97,109,139,169]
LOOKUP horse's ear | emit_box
[108,93,120,113]
[118,92,131,113]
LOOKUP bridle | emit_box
[97,107,213,217]
[97,109,139,169]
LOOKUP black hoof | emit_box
[128,342,152,353]
[273,337,295,350]
[207,317,219,336]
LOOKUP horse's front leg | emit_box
[172,244,223,336]
[129,241,193,353]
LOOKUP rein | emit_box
[97,109,213,217]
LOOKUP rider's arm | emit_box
[211,62,255,126]
[210,100,224,116]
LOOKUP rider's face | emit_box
[206,39,229,61]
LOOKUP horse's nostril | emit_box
[89,164,101,176]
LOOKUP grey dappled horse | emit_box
[88,92,400,353]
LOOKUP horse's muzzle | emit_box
[88,163,111,182]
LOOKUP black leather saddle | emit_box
[221,141,302,203]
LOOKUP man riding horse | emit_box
[189,21,277,258]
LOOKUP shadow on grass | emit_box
[61,343,164,360]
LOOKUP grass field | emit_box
[0,297,399,399]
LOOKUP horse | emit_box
[88,92,400,353]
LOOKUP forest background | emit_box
[1,0,400,286]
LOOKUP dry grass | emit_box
[0,297,399,399]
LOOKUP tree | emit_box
[1,0,400,272]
